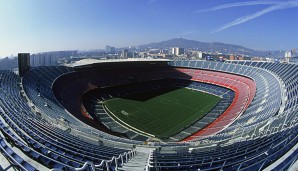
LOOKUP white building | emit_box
[285,51,292,58]
[171,47,184,56]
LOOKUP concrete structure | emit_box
[18,53,30,77]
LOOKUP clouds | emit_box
[194,0,298,33]
[193,1,282,13]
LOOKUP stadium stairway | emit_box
[119,151,149,171]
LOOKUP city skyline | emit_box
[0,0,297,58]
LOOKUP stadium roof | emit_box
[66,58,171,67]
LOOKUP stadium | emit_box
[0,59,297,171]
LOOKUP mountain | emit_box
[138,38,284,58]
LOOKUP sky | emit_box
[0,0,298,57]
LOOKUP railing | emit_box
[50,149,137,171]
[145,149,154,171]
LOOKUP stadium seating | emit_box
[171,61,282,141]
[171,67,256,140]
[147,61,297,170]
[0,71,135,170]
[0,59,297,170]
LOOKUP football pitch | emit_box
[103,87,221,139]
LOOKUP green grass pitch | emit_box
[103,87,221,139]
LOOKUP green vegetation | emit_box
[103,87,221,139]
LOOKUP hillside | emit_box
[138,38,284,58]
